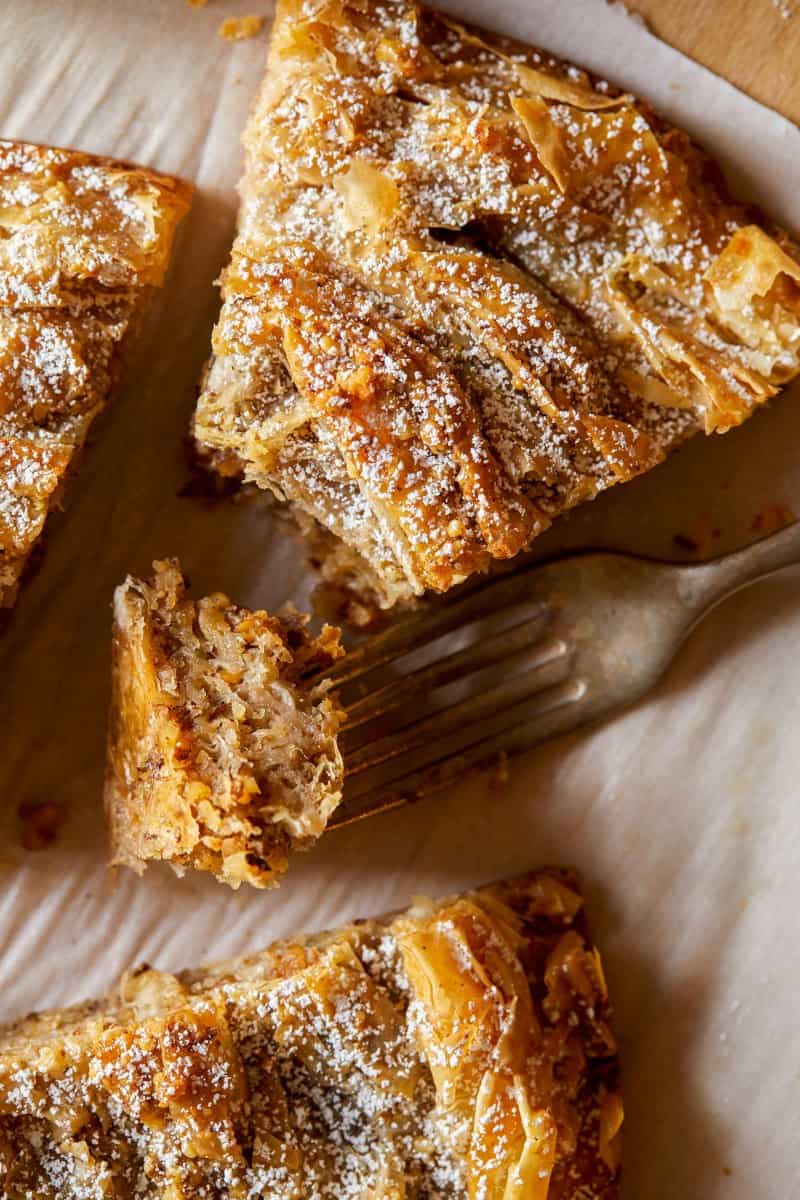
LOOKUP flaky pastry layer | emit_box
[0,868,622,1200]
[105,559,344,889]
[0,140,191,607]
[194,0,800,608]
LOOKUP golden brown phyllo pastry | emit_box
[0,868,622,1199]
[193,0,800,609]
[105,560,344,889]
[0,140,191,608]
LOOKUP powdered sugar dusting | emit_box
[0,870,621,1199]
[0,140,190,607]
[194,0,800,609]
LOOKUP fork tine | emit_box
[318,575,547,688]
[342,608,552,731]
[344,638,571,775]
[330,677,588,828]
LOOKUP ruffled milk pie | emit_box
[0,868,622,1199]
[0,141,190,608]
[193,0,800,610]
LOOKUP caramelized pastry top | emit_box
[0,868,622,1199]
[194,0,800,605]
[0,140,191,606]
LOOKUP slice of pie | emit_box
[105,559,345,888]
[0,140,191,608]
[0,867,623,1199]
[193,0,800,611]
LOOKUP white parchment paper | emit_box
[2,2,799,1196]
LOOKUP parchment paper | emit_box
[2,2,800,1197]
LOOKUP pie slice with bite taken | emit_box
[105,559,345,889]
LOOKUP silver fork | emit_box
[320,521,800,828]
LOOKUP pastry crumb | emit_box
[18,801,65,851]
[218,14,262,39]
[490,750,509,791]
[750,502,795,534]
[673,514,721,557]
[312,581,383,629]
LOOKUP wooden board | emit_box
[627,0,800,124]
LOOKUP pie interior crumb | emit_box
[105,558,345,889]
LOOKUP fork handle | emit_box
[679,520,800,623]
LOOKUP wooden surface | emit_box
[627,0,800,124]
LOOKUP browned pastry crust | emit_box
[105,559,345,889]
[0,140,191,608]
[193,0,800,609]
[0,867,622,1199]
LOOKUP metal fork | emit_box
[319,521,800,828]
